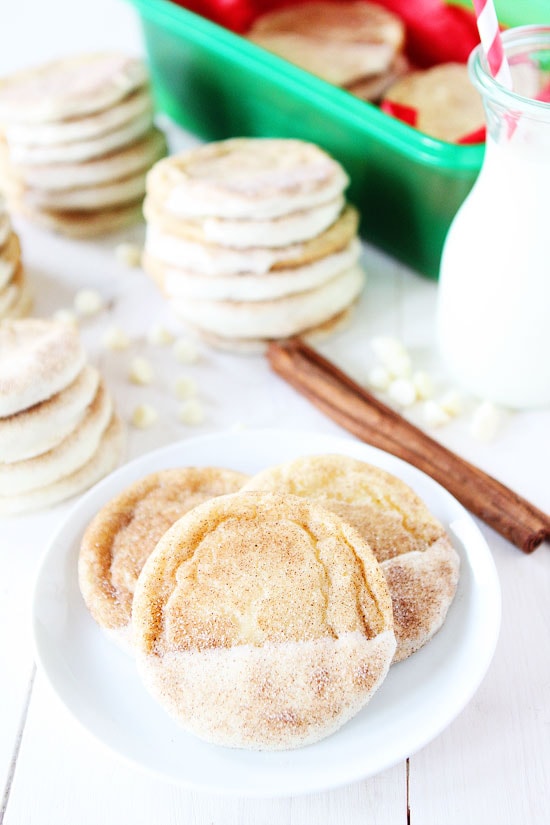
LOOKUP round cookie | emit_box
[132,491,396,750]
[247,1,405,86]
[241,455,460,663]
[4,87,153,147]
[187,304,355,355]
[146,238,361,302]
[78,467,249,650]
[0,380,111,495]
[0,319,85,417]
[0,53,148,124]
[17,199,145,239]
[10,110,154,166]
[145,138,349,220]
[5,127,167,192]
[24,171,148,211]
[143,195,345,249]
[171,264,364,340]
[0,364,100,463]
[382,63,485,142]
[144,204,359,276]
[0,413,124,515]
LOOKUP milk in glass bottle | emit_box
[437,25,550,409]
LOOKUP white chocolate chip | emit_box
[388,377,416,407]
[115,242,142,268]
[470,401,501,441]
[371,336,411,376]
[422,400,451,428]
[74,288,103,317]
[367,365,391,391]
[173,375,197,400]
[102,325,130,351]
[131,403,158,429]
[412,370,434,400]
[52,308,78,328]
[129,356,153,385]
[147,323,174,346]
[173,337,199,365]
[178,398,204,425]
[440,389,463,417]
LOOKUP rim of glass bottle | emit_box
[469,24,550,116]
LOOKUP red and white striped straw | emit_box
[472,0,513,88]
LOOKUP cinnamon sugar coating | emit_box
[78,467,248,646]
[242,455,460,663]
[132,491,395,749]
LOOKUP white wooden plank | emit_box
[409,530,550,825]
[4,672,406,825]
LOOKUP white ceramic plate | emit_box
[32,429,501,797]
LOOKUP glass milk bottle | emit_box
[437,25,550,409]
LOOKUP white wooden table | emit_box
[1,2,549,823]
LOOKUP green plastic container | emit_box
[127,0,550,278]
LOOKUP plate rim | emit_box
[31,427,502,797]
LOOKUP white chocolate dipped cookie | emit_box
[143,137,364,350]
[23,171,149,211]
[2,127,167,193]
[0,54,167,237]
[0,413,124,516]
[0,53,148,124]
[146,138,349,220]
[132,491,396,750]
[0,319,85,417]
[242,455,460,663]
[17,199,145,239]
[145,237,361,302]
[186,304,355,355]
[10,109,155,166]
[0,380,112,496]
[144,194,345,249]
[0,319,123,514]
[78,467,249,650]
[3,87,153,147]
[0,364,100,463]
[171,265,364,341]
[144,204,360,277]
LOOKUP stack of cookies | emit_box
[246,1,408,102]
[0,53,167,237]
[142,138,365,353]
[0,318,124,515]
[0,195,31,319]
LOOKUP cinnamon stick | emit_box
[267,338,550,554]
